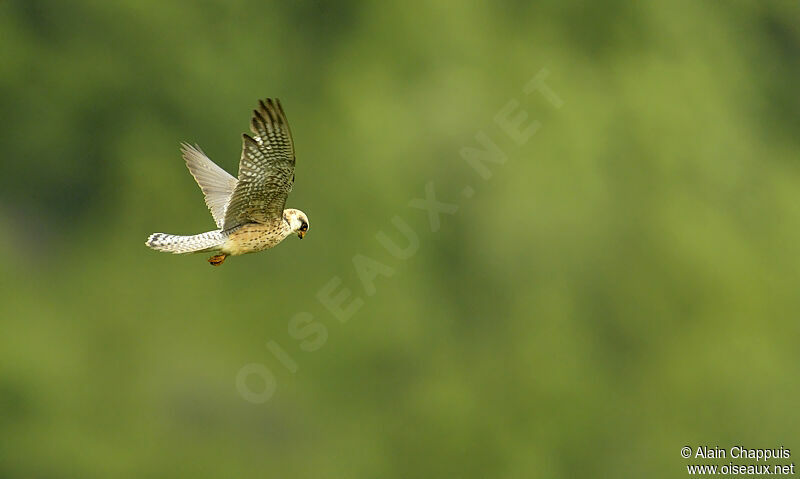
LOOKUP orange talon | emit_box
[208,254,227,266]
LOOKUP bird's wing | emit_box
[222,98,295,230]
[181,143,239,229]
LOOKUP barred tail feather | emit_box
[145,230,226,254]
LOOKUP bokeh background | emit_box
[2,1,799,477]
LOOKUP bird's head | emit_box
[284,209,310,239]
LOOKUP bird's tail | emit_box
[145,230,226,254]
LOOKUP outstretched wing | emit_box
[222,98,295,230]
[181,143,238,229]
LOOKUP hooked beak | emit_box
[297,231,306,239]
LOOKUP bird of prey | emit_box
[145,98,309,266]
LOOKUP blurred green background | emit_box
[2,0,799,477]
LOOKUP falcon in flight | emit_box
[145,98,309,266]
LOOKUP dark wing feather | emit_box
[222,98,295,230]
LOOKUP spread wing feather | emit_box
[181,143,238,229]
[222,98,295,230]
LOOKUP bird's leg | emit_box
[208,254,227,266]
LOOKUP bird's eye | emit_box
[300,224,308,231]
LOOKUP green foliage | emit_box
[1,0,799,477]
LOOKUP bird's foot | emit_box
[208,254,227,266]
